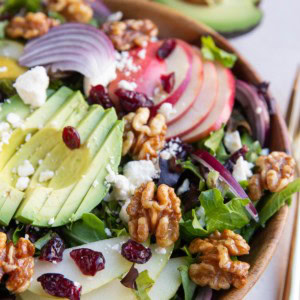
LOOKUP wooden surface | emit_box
[104,1,292,299]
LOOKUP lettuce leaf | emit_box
[134,270,154,300]
[178,265,197,300]
[201,36,237,68]
[1,0,41,14]
[200,189,251,232]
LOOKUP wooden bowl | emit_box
[104,1,291,299]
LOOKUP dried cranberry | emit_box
[121,240,152,264]
[161,72,175,94]
[37,273,81,300]
[39,234,65,264]
[156,39,176,60]
[88,85,113,109]
[62,126,81,150]
[70,248,105,276]
[224,145,249,173]
[116,88,154,113]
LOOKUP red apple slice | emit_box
[153,40,193,108]
[108,42,166,110]
[166,60,218,139]
[182,63,235,142]
[165,51,204,125]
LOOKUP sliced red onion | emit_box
[19,23,115,86]
[192,150,259,222]
[235,80,270,146]
[86,0,111,19]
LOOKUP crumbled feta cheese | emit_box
[224,131,242,154]
[24,234,30,240]
[6,113,23,128]
[16,177,30,191]
[115,51,140,75]
[160,151,172,160]
[0,66,8,73]
[14,66,49,108]
[107,11,123,22]
[25,133,32,142]
[118,80,137,91]
[158,103,177,121]
[48,217,55,225]
[177,179,190,195]
[232,157,254,182]
[137,48,146,60]
[119,200,130,223]
[155,247,167,255]
[39,170,54,183]
[123,160,159,188]
[160,138,183,160]
[104,228,112,237]
[17,160,35,177]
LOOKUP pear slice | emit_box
[28,236,132,297]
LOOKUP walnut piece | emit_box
[102,19,158,51]
[47,0,93,23]
[0,233,35,294]
[123,108,167,160]
[6,12,59,39]
[127,181,182,247]
[248,151,296,201]
[189,230,250,290]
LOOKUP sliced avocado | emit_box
[15,106,105,223]
[0,92,88,225]
[154,0,263,35]
[54,120,124,226]
[19,109,118,226]
[0,87,74,170]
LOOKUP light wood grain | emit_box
[103,1,291,299]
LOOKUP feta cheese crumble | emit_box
[232,157,254,182]
[224,131,242,154]
[158,103,177,121]
[16,177,30,191]
[107,11,123,22]
[118,80,137,91]
[177,179,190,195]
[14,66,49,108]
[17,160,35,177]
[104,228,112,237]
[39,170,54,183]
[160,138,183,160]
[6,113,23,128]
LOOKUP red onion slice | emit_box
[192,150,259,222]
[19,23,115,86]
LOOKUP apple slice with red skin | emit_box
[152,39,193,109]
[181,63,235,142]
[165,50,204,125]
[108,42,166,110]
[166,59,218,139]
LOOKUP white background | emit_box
[230,0,300,299]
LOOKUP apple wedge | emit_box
[167,60,218,139]
[28,236,132,297]
[152,40,193,108]
[108,41,166,110]
[182,63,235,142]
[148,257,189,300]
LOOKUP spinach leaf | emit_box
[241,132,262,163]
[259,178,300,225]
[201,36,237,68]
[178,265,197,300]
[200,189,250,233]
[178,160,202,179]
[134,270,154,300]
[180,209,208,241]
[1,0,41,14]
[61,213,107,247]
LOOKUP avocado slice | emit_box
[154,0,263,35]
[15,106,104,223]
[0,91,88,225]
[21,109,118,226]
[54,120,124,226]
[0,86,74,169]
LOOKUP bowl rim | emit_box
[104,1,291,299]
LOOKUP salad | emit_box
[0,1,299,300]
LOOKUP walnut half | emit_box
[248,151,296,201]
[0,232,35,294]
[127,181,182,247]
[189,230,250,290]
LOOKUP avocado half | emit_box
[153,0,263,36]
